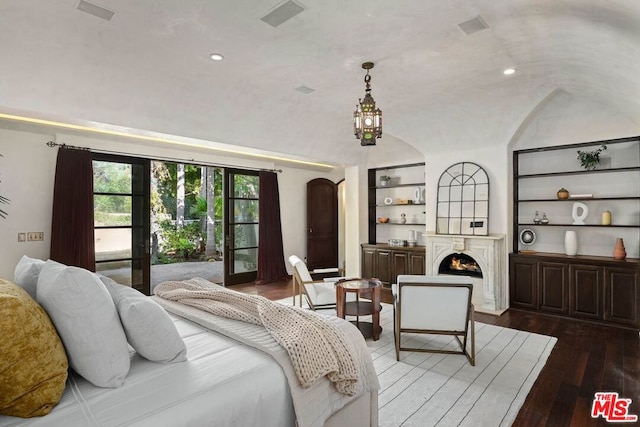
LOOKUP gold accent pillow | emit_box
[0,278,68,418]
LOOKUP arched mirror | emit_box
[436,162,489,235]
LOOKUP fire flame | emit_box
[450,257,480,272]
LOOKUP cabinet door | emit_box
[391,251,409,284]
[409,252,426,275]
[509,256,537,309]
[604,267,639,328]
[569,264,602,320]
[361,247,377,280]
[539,261,568,314]
[375,250,392,285]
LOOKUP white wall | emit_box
[343,165,368,278]
[278,167,344,274]
[0,127,57,278]
[0,124,344,279]
[424,145,508,237]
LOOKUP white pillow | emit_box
[37,261,130,388]
[13,255,45,298]
[100,276,187,363]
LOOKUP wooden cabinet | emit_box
[408,251,426,275]
[510,252,640,329]
[539,261,569,314]
[604,267,640,326]
[361,244,426,287]
[510,136,640,329]
[569,264,602,320]
[509,255,537,309]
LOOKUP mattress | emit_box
[0,314,295,427]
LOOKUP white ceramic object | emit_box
[571,202,589,225]
[564,230,578,256]
[413,187,422,204]
[383,197,393,205]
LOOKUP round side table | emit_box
[335,278,382,340]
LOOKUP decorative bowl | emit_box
[557,188,570,199]
[377,217,389,223]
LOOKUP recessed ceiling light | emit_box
[209,53,224,61]
[503,68,516,75]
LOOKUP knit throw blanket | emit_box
[154,278,360,396]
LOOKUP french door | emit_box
[224,169,259,285]
[92,154,151,294]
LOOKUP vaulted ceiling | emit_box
[1,0,639,166]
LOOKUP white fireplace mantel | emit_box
[423,233,507,315]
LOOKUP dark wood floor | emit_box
[231,279,640,427]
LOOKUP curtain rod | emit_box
[46,141,283,173]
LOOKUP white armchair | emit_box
[392,275,475,365]
[288,255,353,310]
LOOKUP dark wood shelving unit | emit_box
[364,162,427,286]
[367,162,426,245]
[511,136,640,329]
[517,165,640,179]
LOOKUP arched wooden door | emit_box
[306,178,337,270]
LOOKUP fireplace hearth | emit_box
[438,253,482,278]
[424,233,506,314]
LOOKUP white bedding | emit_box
[0,314,295,427]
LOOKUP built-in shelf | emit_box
[368,162,426,245]
[373,203,425,207]
[376,223,426,226]
[519,197,640,202]
[372,182,425,189]
[517,166,640,179]
[513,135,640,257]
[518,223,637,228]
[511,133,640,329]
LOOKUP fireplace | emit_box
[424,233,506,315]
[438,253,482,278]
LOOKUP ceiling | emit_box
[1,0,639,166]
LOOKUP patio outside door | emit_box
[93,154,151,294]
[224,169,259,285]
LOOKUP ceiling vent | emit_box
[294,85,315,94]
[77,0,115,21]
[458,15,489,35]
[260,0,305,27]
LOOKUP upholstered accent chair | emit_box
[392,275,475,365]
[287,255,353,310]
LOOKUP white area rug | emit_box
[276,297,557,427]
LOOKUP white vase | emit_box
[564,230,578,256]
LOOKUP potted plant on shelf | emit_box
[379,175,391,187]
[577,144,607,171]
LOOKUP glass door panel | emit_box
[93,155,150,294]
[224,170,259,285]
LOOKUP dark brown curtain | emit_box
[255,171,289,285]
[50,147,96,271]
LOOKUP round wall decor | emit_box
[519,228,536,246]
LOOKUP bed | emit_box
[0,258,379,427]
